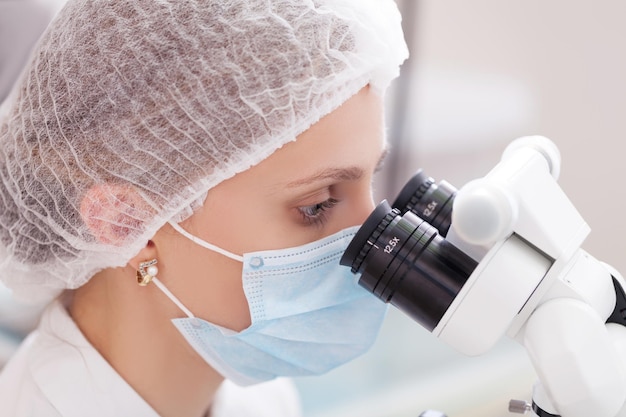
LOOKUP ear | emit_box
[127,239,158,271]
[80,183,152,246]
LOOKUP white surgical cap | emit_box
[0,0,408,302]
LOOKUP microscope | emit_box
[341,136,626,417]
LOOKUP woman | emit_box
[0,0,408,416]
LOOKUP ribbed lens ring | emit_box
[392,169,432,214]
[351,207,400,274]
[405,177,434,213]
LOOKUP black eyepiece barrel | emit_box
[341,200,477,331]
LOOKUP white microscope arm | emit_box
[436,136,626,417]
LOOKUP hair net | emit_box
[0,0,408,302]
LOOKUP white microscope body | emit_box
[433,136,626,417]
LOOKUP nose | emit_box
[352,189,377,226]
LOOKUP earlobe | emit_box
[80,183,151,246]
[128,240,158,273]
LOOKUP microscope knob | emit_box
[451,180,518,245]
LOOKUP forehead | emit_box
[261,87,385,183]
[206,86,386,196]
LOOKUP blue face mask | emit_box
[153,223,388,386]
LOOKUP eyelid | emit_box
[289,146,387,226]
[297,197,340,227]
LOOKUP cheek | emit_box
[199,191,283,254]
[336,181,377,228]
[160,240,253,331]
[200,261,252,331]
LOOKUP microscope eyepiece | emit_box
[341,200,477,331]
[393,169,457,236]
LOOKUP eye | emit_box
[297,198,340,226]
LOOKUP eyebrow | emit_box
[285,148,389,188]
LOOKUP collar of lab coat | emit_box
[29,297,160,417]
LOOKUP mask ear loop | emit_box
[154,221,244,320]
[152,277,196,319]
[167,221,244,263]
[135,258,196,319]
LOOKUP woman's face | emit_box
[153,86,387,331]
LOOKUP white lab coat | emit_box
[0,298,302,417]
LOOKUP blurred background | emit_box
[1,1,625,416]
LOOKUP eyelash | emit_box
[298,198,340,226]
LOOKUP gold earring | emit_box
[136,259,158,286]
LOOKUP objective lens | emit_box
[392,170,457,236]
[341,200,477,331]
